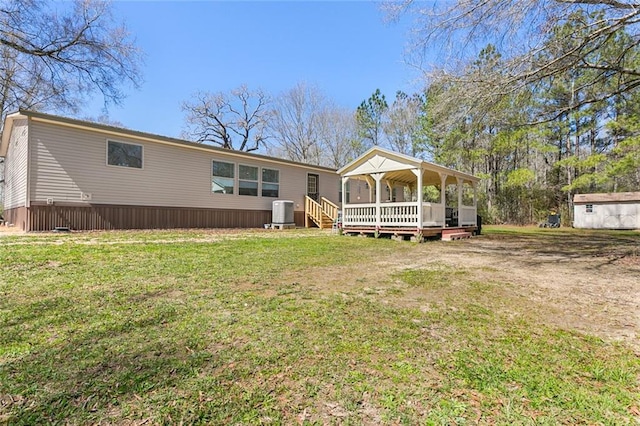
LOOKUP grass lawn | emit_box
[1,227,639,424]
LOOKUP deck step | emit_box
[441,231,472,241]
[307,212,336,229]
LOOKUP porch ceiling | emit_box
[348,169,474,187]
[383,169,415,185]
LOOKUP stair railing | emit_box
[321,197,339,221]
[305,196,323,228]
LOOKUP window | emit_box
[212,160,234,194]
[262,168,279,197]
[339,181,350,203]
[107,140,142,168]
[239,164,258,196]
[586,204,594,213]
[211,162,280,197]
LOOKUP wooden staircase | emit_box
[305,196,339,229]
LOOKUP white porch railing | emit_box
[459,206,477,226]
[343,202,452,228]
[343,203,376,226]
[381,202,417,226]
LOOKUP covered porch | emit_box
[337,147,480,241]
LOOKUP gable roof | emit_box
[337,146,480,184]
[0,109,337,173]
[574,192,640,204]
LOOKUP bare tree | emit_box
[0,0,142,119]
[385,0,640,119]
[82,114,127,129]
[268,82,325,164]
[0,0,142,206]
[318,106,358,168]
[266,83,359,168]
[182,86,271,152]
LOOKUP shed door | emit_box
[307,174,319,202]
[602,204,638,229]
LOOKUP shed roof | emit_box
[573,192,640,204]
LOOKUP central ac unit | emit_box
[272,200,294,225]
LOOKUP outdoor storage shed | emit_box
[573,192,640,230]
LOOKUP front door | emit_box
[307,174,319,202]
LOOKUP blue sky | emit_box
[85,1,422,138]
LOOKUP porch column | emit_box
[473,181,477,207]
[473,181,478,226]
[457,177,464,223]
[439,173,447,227]
[373,173,383,229]
[415,168,423,229]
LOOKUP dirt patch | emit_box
[283,230,640,352]
[439,252,637,348]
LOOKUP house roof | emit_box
[573,192,640,204]
[0,109,337,173]
[337,146,480,185]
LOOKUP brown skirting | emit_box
[15,203,306,231]
[2,206,28,231]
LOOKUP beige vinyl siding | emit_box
[30,121,340,210]
[345,179,372,204]
[3,119,29,209]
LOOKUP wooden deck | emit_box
[341,225,478,242]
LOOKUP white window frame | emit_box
[106,139,144,170]
[261,167,280,198]
[212,159,236,195]
[238,163,259,197]
[585,204,594,213]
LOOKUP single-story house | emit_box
[1,110,480,236]
[0,110,350,231]
[573,192,640,230]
